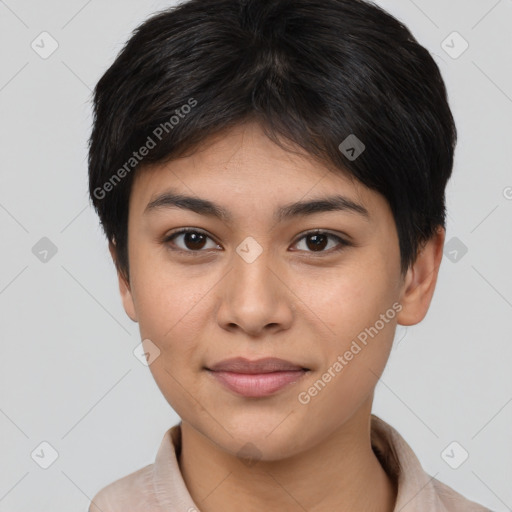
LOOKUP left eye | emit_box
[163,229,348,254]
[293,231,349,253]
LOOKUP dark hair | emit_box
[88,0,457,283]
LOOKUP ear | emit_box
[396,226,445,326]
[109,241,138,323]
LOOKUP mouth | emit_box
[204,357,310,398]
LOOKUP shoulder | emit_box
[88,426,182,511]
[88,463,156,512]
[433,478,493,512]
[369,415,493,512]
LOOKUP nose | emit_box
[215,247,295,337]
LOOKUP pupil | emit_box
[307,234,327,251]
[185,232,206,250]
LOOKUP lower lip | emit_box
[207,370,308,398]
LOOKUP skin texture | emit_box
[111,121,445,512]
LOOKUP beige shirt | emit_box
[89,414,491,511]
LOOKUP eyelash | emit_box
[162,228,351,256]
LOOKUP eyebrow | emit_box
[144,189,370,223]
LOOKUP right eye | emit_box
[163,228,222,254]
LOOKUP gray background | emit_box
[0,0,511,510]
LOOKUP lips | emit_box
[206,357,309,374]
[205,357,310,398]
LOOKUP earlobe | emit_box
[396,227,445,326]
[109,242,138,323]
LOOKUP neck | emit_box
[178,402,397,512]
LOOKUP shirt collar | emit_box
[149,414,450,511]
[370,414,442,511]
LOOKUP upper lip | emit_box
[206,357,309,374]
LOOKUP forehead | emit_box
[130,122,386,221]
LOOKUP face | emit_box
[114,121,440,460]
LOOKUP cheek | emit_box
[297,260,399,383]
[291,260,396,340]
[128,251,223,375]
[129,241,193,327]
[129,263,213,416]
[133,271,208,343]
